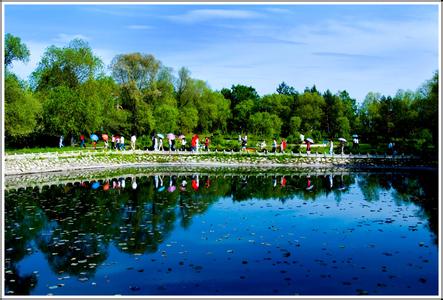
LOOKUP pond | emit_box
[4,168,439,296]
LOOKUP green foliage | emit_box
[248,112,282,137]
[5,73,42,139]
[154,104,179,133]
[178,106,199,134]
[5,33,30,68]
[31,39,103,91]
[294,91,325,135]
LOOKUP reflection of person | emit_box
[328,174,333,188]
[132,177,137,190]
[281,176,286,187]
[306,175,314,190]
[192,175,199,191]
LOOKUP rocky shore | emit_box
[4,149,432,176]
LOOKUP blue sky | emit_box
[4,4,439,102]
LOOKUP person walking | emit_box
[158,138,164,151]
[120,135,126,150]
[195,136,200,153]
[205,137,210,151]
[181,137,187,151]
[59,135,64,148]
[111,134,115,150]
[340,141,345,154]
[306,140,311,155]
[115,136,120,150]
[102,133,109,150]
[168,137,173,151]
[272,138,277,153]
[80,134,85,148]
[154,136,158,151]
[329,139,334,155]
[280,139,287,153]
[131,134,136,150]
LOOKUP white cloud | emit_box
[53,33,90,43]
[166,9,262,24]
[126,25,152,30]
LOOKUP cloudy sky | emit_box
[4,4,439,102]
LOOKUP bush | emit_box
[137,135,152,150]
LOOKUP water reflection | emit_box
[4,170,438,295]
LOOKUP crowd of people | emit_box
[59,132,401,156]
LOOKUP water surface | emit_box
[4,169,438,295]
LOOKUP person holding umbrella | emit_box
[272,138,277,153]
[102,133,109,150]
[329,138,334,155]
[157,133,165,151]
[167,133,175,151]
[90,133,99,150]
[338,137,347,154]
[305,138,313,154]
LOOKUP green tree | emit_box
[31,39,103,91]
[5,73,42,140]
[276,82,297,96]
[5,33,30,68]
[154,104,179,133]
[248,112,282,137]
[294,91,325,137]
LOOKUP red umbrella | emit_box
[102,134,109,141]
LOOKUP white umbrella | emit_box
[338,138,347,143]
[305,138,314,143]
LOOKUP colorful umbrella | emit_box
[168,186,176,192]
[157,133,165,139]
[90,134,99,141]
[158,186,165,192]
[305,138,314,143]
[352,134,358,138]
[167,133,176,140]
[102,134,109,141]
[178,134,185,139]
[91,182,100,190]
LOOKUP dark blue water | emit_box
[4,170,438,295]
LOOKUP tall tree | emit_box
[5,33,30,68]
[31,39,103,91]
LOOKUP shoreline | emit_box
[4,150,437,177]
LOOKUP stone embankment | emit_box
[4,149,430,176]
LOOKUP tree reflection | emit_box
[4,170,438,295]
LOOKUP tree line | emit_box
[4,34,438,155]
